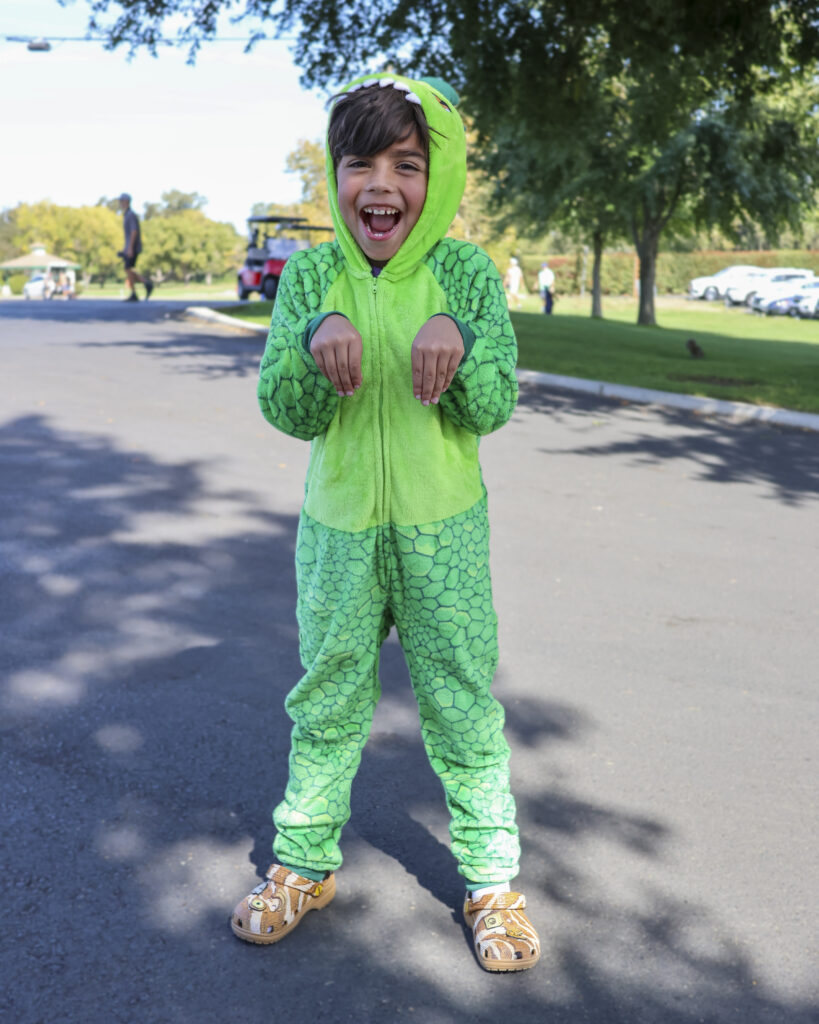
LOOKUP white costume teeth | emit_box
[340,78,425,107]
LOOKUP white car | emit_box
[761,280,819,316]
[749,270,816,312]
[723,268,778,306]
[688,265,761,300]
[23,274,46,299]
[796,287,819,318]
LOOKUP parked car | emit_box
[760,280,819,315]
[796,289,819,319]
[688,265,760,300]
[23,274,46,299]
[749,270,816,313]
[723,268,777,306]
[237,215,334,300]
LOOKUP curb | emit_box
[183,307,819,432]
[184,305,268,333]
[516,369,819,432]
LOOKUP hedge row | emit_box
[517,250,819,296]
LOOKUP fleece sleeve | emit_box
[257,254,339,441]
[431,242,519,436]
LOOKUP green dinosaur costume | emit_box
[258,74,520,885]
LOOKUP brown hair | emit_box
[328,85,432,169]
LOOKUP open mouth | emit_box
[360,206,402,240]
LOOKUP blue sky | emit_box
[1,0,333,232]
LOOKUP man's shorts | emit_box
[123,255,138,270]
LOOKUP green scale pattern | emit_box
[273,497,521,885]
[424,237,520,436]
[257,244,342,442]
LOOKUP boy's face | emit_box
[336,130,428,267]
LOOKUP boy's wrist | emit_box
[429,313,475,364]
[303,312,349,354]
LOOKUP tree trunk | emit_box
[634,229,659,326]
[580,245,588,297]
[591,230,603,318]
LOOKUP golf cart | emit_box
[237,215,334,300]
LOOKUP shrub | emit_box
[7,274,26,295]
[520,249,819,295]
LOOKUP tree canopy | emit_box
[6,195,242,285]
[73,0,819,322]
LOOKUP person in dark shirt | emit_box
[118,193,153,301]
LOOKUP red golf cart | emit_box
[236,215,334,300]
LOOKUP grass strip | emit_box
[218,297,819,414]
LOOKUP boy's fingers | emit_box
[430,354,450,404]
[311,345,329,383]
[420,350,438,405]
[320,348,342,393]
[439,352,461,398]
[335,347,354,395]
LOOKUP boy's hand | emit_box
[411,315,464,406]
[310,314,363,396]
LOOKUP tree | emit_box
[0,208,18,264]
[13,201,122,285]
[141,209,242,282]
[77,1,819,324]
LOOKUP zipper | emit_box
[371,275,388,527]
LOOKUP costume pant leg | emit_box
[390,499,520,885]
[273,512,390,874]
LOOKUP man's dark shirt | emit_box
[123,208,142,255]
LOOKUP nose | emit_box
[365,162,395,192]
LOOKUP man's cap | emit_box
[118,192,131,202]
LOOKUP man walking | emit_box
[118,193,153,301]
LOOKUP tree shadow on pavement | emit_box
[1,414,815,1024]
[79,323,265,379]
[516,383,819,507]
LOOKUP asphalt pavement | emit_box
[1,299,817,1024]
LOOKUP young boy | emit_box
[231,74,540,972]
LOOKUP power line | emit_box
[3,33,293,52]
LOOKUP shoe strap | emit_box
[265,864,326,895]
[466,891,527,913]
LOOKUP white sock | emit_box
[469,882,511,900]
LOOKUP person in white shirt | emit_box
[537,261,555,315]
[503,257,523,309]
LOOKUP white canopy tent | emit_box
[0,245,81,272]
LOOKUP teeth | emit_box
[363,207,399,215]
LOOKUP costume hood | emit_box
[326,74,467,281]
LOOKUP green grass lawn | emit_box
[219,294,819,414]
